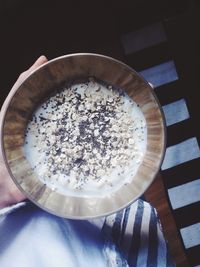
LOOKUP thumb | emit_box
[28,55,48,72]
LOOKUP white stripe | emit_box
[161,137,200,170]
[139,61,178,88]
[103,213,117,236]
[121,22,167,55]
[162,99,190,126]
[180,223,200,249]
[136,202,151,267]
[168,179,200,209]
[121,202,138,258]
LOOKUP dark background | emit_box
[0,0,199,123]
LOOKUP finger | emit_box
[8,56,48,98]
[28,55,48,72]
[19,55,48,80]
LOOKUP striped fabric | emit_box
[98,199,175,267]
[0,200,173,267]
[121,21,200,266]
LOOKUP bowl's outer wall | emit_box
[1,54,166,219]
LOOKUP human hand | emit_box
[0,55,48,209]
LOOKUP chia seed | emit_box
[24,78,147,193]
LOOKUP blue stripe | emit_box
[121,22,167,54]
[162,99,190,126]
[139,61,178,88]
[101,214,129,267]
[112,210,124,245]
[101,218,111,238]
[120,206,131,246]
[128,199,144,267]
[147,207,158,267]
[161,137,200,171]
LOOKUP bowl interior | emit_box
[1,54,165,219]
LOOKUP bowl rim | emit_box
[0,53,167,219]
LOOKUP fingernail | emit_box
[38,55,48,61]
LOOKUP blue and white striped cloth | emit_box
[0,199,174,267]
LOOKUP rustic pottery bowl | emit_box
[0,53,166,219]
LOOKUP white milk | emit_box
[23,80,147,197]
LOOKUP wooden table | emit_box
[144,173,190,267]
